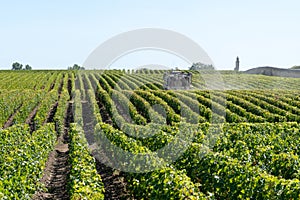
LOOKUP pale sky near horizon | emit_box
[1,0,300,70]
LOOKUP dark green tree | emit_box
[12,62,23,70]
[189,62,214,71]
[68,64,85,70]
[291,66,300,69]
[24,64,32,70]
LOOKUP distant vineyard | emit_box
[0,70,300,199]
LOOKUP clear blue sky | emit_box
[1,0,300,70]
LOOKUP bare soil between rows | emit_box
[33,75,73,199]
[81,75,132,199]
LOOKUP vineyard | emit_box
[0,70,300,199]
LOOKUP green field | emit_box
[1,70,300,199]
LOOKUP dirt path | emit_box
[45,102,58,124]
[25,104,40,132]
[33,100,73,200]
[2,103,23,129]
[81,75,132,199]
[95,92,113,125]
[48,76,57,92]
[33,74,73,200]
[35,141,70,199]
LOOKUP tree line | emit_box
[12,62,32,70]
